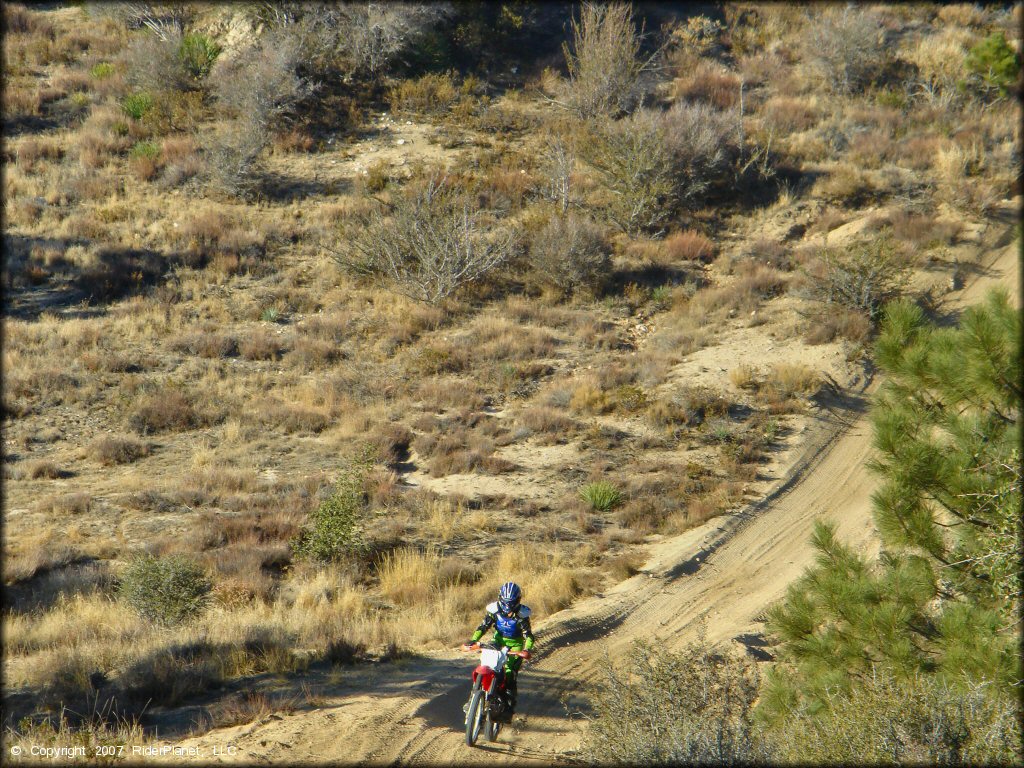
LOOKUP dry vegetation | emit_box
[2,0,1019,748]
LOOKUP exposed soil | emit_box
[152,234,1018,765]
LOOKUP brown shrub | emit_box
[528,213,610,294]
[77,246,165,302]
[174,331,238,359]
[762,96,818,133]
[729,364,760,390]
[428,450,515,477]
[81,350,140,373]
[812,164,876,205]
[32,492,92,515]
[129,388,203,434]
[672,63,741,109]
[180,209,229,252]
[764,363,821,399]
[570,382,614,415]
[76,123,128,169]
[161,135,198,164]
[888,210,960,247]
[51,68,91,93]
[468,318,560,362]
[849,130,895,168]
[518,407,577,436]
[894,136,944,171]
[3,3,38,35]
[388,72,459,116]
[89,435,150,466]
[15,136,63,170]
[272,126,316,154]
[807,209,848,236]
[239,330,286,360]
[284,337,343,371]
[804,308,872,345]
[615,498,661,534]
[130,154,160,181]
[370,423,413,466]
[663,229,715,262]
[8,198,44,225]
[417,378,486,410]
[255,402,331,434]
[745,238,790,270]
[646,398,691,429]
[25,459,64,479]
[735,262,787,297]
[3,84,42,117]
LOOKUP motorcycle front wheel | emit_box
[465,686,485,746]
[485,706,501,742]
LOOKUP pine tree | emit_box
[760,289,1021,734]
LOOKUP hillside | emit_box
[2,2,1021,763]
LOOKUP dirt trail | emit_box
[159,224,1019,765]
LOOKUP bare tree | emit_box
[538,135,577,215]
[529,213,610,294]
[94,2,193,41]
[803,6,885,94]
[253,2,450,81]
[328,176,519,305]
[205,28,315,196]
[340,2,448,79]
[582,102,737,235]
[801,237,912,318]
[561,2,656,118]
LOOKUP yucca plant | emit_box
[580,481,622,511]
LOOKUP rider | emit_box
[465,582,535,714]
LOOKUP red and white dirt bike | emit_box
[459,641,531,746]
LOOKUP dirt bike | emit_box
[459,641,531,746]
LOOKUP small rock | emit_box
[396,139,405,145]
[406,120,412,125]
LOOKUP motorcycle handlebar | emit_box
[458,643,532,661]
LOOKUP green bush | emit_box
[121,91,153,120]
[293,453,372,563]
[580,481,622,511]
[178,32,221,81]
[579,640,769,765]
[117,553,211,626]
[802,236,911,319]
[129,141,159,160]
[528,213,609,294]
[761,290,1022,755]
[764,669,1021,764]
[90,62,115,80]
[388,72,459,115]
[964,32,1020,98]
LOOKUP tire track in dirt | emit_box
[159,223,1018,765]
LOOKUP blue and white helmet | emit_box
[497,582,522,614]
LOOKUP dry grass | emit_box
[729,364,760,391]
[2,3,1000,740]
[764,363,821,399]
[377,547,443,607]
[662,229,716,262]
[804,308,872,345]
[672,62,741,109]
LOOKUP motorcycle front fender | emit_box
[472,665,496,692]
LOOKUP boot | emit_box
[505,675,518,715]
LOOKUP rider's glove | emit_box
[519,650,532,661]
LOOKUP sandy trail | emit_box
[159,223,1019,765]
